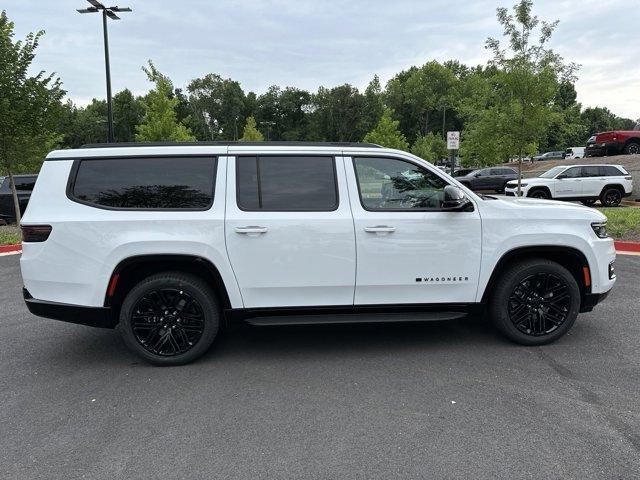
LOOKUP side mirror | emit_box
[442,185,470,210]
[556,174,567,179]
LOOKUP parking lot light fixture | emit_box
[77,0,132,143]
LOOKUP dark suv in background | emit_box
[0,174,37,223]
[456,167,518,192]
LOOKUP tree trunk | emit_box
[516,150,523,197]
[7,169,22,225]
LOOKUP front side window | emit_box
[540,166,565,178]
[354,157,448,210]
[562,167,581,178]
[236,156,338,211]
[71,157,216,209]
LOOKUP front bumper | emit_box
[23,288,116,329]
[580,289,611,313]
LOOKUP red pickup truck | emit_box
[585,129,640,156]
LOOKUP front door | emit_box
[554,166,583,198]
[345,155,482,305]
[225,154,356,308]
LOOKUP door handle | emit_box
[235,226,268,235]
[364,226,395,234]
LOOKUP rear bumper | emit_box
[23,288,116,329]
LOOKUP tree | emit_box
[362,75,384,133]
[135,61,195,142]
[0,10,65,224]
[308,85,366,141]
[467,0,578,193]
[363,109,408,150]
[113,89,144,142]
[411,133,447,163]
[240,116,264,141]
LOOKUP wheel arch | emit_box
[526,186,552,197]
[480,245,592,305]
[105,254,233,323]
[599,183,625,196]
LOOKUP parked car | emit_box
[0,174,37,223]
[564,147,585,159]
[533,151,565,162]
[21,142,616,365]
[585,130,640,156]
[452,168,475,177]
[456,167,518,192]
[504,164,632,206]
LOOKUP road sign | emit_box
[447,131,460,150]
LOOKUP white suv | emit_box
[505,164,633,206]
[20,142,617,365]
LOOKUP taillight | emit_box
[21,225,52,243]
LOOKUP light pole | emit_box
[77,0,131,143]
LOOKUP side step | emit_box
[245,311,467,326]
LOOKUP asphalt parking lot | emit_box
[1,253,639,479]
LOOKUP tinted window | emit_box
[562,167,581,178]
[15,177,37,191]
[236,156,337,211]
[581,166,602,177]
[72,157,216,209]
[354,157,448,210]
[603,166,623,176]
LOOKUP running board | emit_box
[245,311,467,326]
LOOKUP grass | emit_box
[0,229,21,246]
[598,207,640,240]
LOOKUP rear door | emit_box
[580,166,604,197]
[225,154,356,308]
[345,154,481,305]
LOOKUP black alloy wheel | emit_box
[119,272,220,365]
[507,273,571,336]
[529,189,550,199]
[600,188,622,207]
[131,288,205,356]
[624,142,640,155]
[489,259,580,345]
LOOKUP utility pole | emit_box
[77,0,132,143]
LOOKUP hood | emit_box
[488,196,606,222]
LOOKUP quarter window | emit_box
[602,166,623,176]
[71,157,216,209]
[236,156,338,211]
[354,157,448,210]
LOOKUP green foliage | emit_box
[363,109,409,150]
[240,116,264,141]
[598,208,640,239]
[0,227,21,245]
[0,10,65,223]
[254,86,312,141]
[309,84,367,142]
[114,89,144,142]
[411,133,447,163]
[136,61,195,142]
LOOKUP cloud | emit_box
[4,0,639,118]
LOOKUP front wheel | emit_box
[600,188,622,207]
[489,259,581,345]
[528,189,550,199]
[118,272,220,365]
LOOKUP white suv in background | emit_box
[505,164,633,206]
[20,142,617,365]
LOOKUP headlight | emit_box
[506,183,527,188]
[591,221,608,238]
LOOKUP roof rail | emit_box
[79,141,382,149]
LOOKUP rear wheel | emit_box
[118,272,220,365]
[489,259,580,345]
[624,142,640,155]
[528,188,550,199]
[600,187,622,207]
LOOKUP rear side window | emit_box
[602,166,623,176]
[581,166,602,177]
[71,157,216,209]
[236,156,338,211]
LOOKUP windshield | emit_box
[539,166,566,178]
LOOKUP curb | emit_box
[614,240,640,253]
[0,243,22,254]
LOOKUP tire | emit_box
[600,187,622,207]
[580,199,596,207]
[489,259,581,346]
[624,142,640,155]
[528,188,550,199]
[118,272,220,366]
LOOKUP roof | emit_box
[79,141,381,149]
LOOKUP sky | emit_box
[4,0,640,120]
